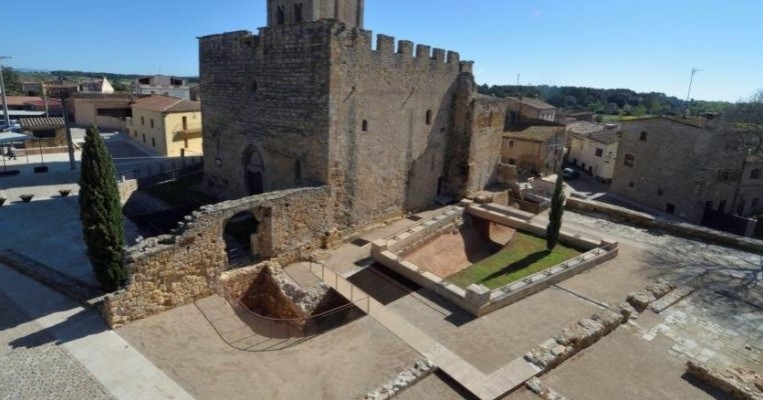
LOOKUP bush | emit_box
[59,189,72,197]
[19,194,34,203]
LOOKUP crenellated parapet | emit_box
[337,28,474,74]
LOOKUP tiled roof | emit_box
[504,126,563,142]
[132,95,200,113]
[507,96,556,110]
[0,96,43,107]
[20,117,65,130]
[568,121,620,144]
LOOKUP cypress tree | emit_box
[79,125,127,291]
[546,171,566,251]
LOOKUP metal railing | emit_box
[232,294,368,339]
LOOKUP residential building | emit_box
[78,77,115,94]
[501,125,566,177]
[505,97,557,123]
[129,95,202,157]
[0,96,62,117]
[21,79,80,97]
[611,116,748,223]
[133,75,192,100]
[71,93,135,131]
[567,121,620,182]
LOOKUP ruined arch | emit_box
[223,211,260,268]
[243,145,265,195]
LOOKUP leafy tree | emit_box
[546,171,565,251]
[111,81,131,93]
[723,90,763,154]
[1,66,22,95]
[79,125,127,291]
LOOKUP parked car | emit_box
[562,167,580,180]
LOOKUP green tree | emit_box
[1,66,22,95]
[79,125,127,291]
[546,171,565,251]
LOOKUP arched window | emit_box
[425,110,432,125]
[750,169,761,180]
[294,3,303,23]
[362,120,369,132]
[276,5,285,25]
[624,154,635,167]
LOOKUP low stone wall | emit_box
[364,360,435,400]
[524,309,626,371]
[686,361,763,400]
[371,201,618,317]
[103,187,334,328]
[567,197,763,253]
[117,178,138,204]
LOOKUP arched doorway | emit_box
[223,211,260,268]
[243,145,265,195]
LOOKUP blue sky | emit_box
[1,0,761,102]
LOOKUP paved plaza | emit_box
[0,141,760,399]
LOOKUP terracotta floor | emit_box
[404,224,515,278]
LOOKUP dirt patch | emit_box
[404,224,515,278]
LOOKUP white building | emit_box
[567,121,620,182]
[133,75,192,100]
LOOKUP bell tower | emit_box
[267,0,364,29]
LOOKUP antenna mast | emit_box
[685,68,702,114]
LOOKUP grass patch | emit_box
[144,171,219,207]
[447,232,582,290]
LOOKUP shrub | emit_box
[19,194,34,203]
[59,189,72,197]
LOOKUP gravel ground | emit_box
[0,292,113,400]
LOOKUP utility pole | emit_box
[0,56,11,127]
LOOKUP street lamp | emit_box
[0,56,11,127]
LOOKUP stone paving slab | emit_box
[0,264,194,400]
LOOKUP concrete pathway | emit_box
[302,262,541,400]
[0,264,195,400]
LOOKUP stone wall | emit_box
[103,187,334,327]
[117,178,138,204]
[464,96,507,195]
[612,118,744,223]
[328,29,474,228]
[200,17,492,232]
[567,197,763,253]
[199,24,333,200]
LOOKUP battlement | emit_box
[199,23,475,75]
[344,29,474,74]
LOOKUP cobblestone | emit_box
[635,290,763,370]
[0,292,113,400]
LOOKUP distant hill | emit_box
[16,69,199,84]
[477,84,733,118]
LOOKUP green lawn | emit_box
[447,232,582,290]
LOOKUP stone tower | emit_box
[266,0,364,28]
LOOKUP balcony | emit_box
[172,122,202,142]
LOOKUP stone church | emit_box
[200,0,513,231]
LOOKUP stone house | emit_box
[199,0,529,231]
[737,155,763,217]
[567,121,620,182]
[505,97,557,123]
[611,116,747,223]
[501,125,566,176]
[128,95,202,157]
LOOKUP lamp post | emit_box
[0,56,11,127]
